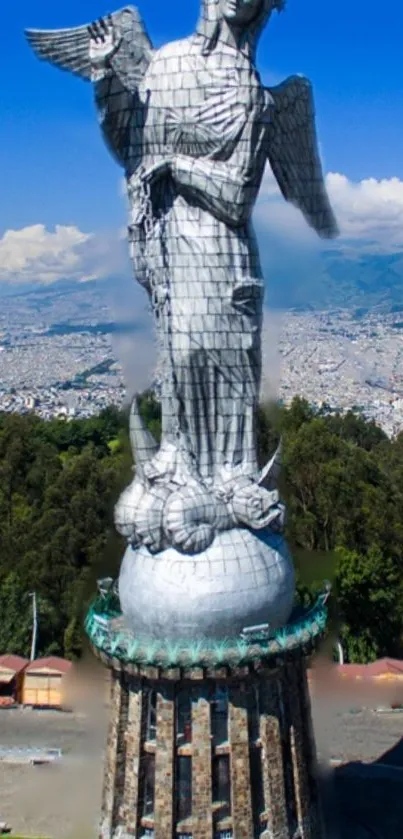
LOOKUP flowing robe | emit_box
[118,37,272,482]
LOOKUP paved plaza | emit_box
[0,700,402,838]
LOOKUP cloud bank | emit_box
[1,169,403,286]
[0,223,126,286]
[257,168,403,253]
[326,173,403,250]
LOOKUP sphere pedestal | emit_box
[119,529,295,641]
[86,592,329,839]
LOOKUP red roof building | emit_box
[0,654,29,706]
[334,658,403,681]
[0,654,29,675]
[308,657,403,708]
[22,657,73,708]
[366,658,403,678]
[25,656,73,675]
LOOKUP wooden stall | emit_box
[308,656,403,708]
[0,654,28,706]
[22,656,73,708]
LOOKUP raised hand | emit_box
[88,14,121,65]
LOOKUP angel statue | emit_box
[26,1,338,640]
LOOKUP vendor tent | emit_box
[0,655,28,706]
[22,656,72,708]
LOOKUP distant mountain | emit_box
[319,251,403,311]
[0,275,151,339]
[2,242,403,315]
[258,230,403,312]
[0,278,92,300]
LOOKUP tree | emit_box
[2,394,403,664]
[64,615,84,661]
[0,573,33,657]
[0,411,131,659]
[326,410,387,451]
[335,546,403,663]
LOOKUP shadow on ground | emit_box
[320,737,403,838]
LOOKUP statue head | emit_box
[197,0,285,60]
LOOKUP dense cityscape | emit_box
[2,282,403,435]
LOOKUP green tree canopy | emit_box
[1,396,403,663]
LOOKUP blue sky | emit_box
[1,0,402,233]
[1,0,403,290]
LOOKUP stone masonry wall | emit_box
[100,655,324,839]
[229,686,254,839]
[100,670,126,838]
[192,685,213,839]
[260,672,289,838]
[119,680,143,833]
[154,685,175,839]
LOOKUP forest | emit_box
[1,394,402,665]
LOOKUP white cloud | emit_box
[3,167,403,289]
[326,173,403,248]
[0,224,127,285]
[256,166,403,252]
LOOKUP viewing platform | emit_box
[85,585,330,677]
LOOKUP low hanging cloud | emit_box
[326,173,403,249]
[256,167,403,252]
[0,223,126,286]
[2,168,403,288]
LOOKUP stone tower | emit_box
[86,588,329,839]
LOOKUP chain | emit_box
[134,165,184,443]
[138,168,161,314]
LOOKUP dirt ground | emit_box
[1,699,403,838]
[0,708,107,839]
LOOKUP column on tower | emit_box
[93,611,328,839]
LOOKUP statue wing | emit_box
[26,22,94,81]
[265,75,339,239]
[25,6,153,86]
[26,7,153,169]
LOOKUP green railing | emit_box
[85,586,329,669]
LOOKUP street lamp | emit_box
[29,592,38,662]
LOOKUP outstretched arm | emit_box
[87,12,152,93]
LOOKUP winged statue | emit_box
[26,1,338,636]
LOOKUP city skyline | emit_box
[2,279,403,438]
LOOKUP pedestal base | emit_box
[100,651,325,839]
[119,529,295,641]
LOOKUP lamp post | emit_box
[335,639,344,665]
[29,592,38,662]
